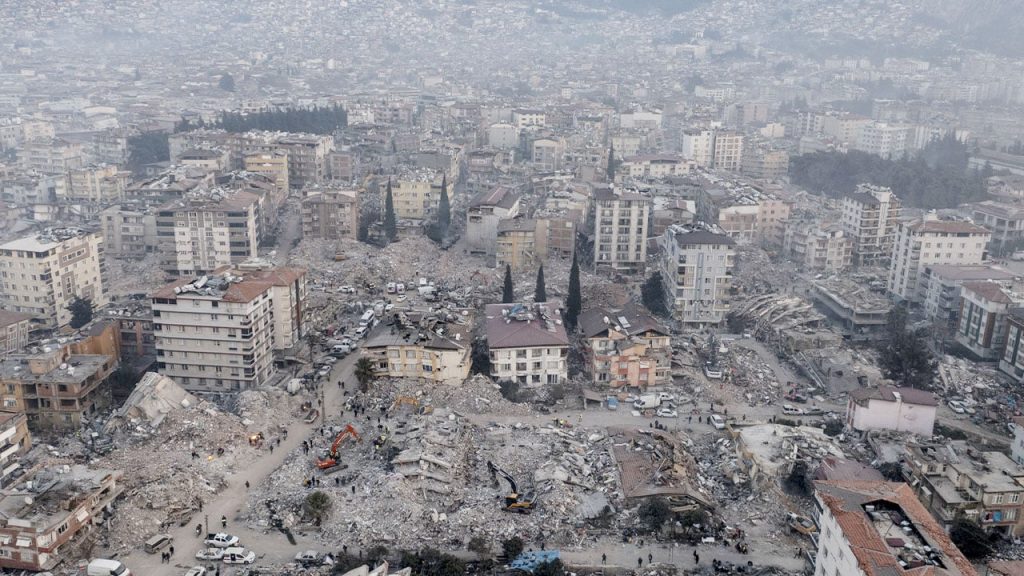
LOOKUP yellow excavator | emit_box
[487,460,537,514]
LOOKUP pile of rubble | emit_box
[104,253,167,297]
[376,374,536,416]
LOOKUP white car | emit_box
[657,392,676,403]
[203,533,239,548]
[782,404,804,415]
[656,407,678,418]
[222,546,256,564]
[295,550,324,565]
[396,294,407,302]
[196,548,224,560]
[710,414,726,430]
[338,286,354,294]
[947,400,966,414]
[185,567,208,576]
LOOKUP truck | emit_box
[632,395,661,410]
[87,559,131,576]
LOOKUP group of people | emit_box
[158,546,174,563]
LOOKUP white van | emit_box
[354,326,368,339]
[87,558,131,576]
[359,310,375,327]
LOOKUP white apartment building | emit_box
[712,131,744,172]
[813,481,975,576]
[681,129,744,172]
[18,138,83,174]
[840,184,902,264]
[511,109,546,131]
[592,187,650,275]
[100,205,157,258]
[887,215,991,302]
[151,266,306,394]
[466,186,520,256]
[0,229,108,329]
[660,224,736,326]
[487,123,518,149]
[854,122,909,159]
[783,222,853,273]
[620,155,693,180]
[486,303,568,387]
[532,138,564,171]
[681,129,715,167]
[156,189,262,276]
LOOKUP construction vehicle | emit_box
[390,396,419,412]
[315,424,361,470]
[486,460,537,514]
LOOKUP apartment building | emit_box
[0,465,122,572]
[921,264,1017,332]
[486,303,568,386]
[821,114,871,145]
[496,218,548,273]
[155,189,262,276]
[0,411,29,486]
[967,200,1024,252]
[740,148,789,181]
[578,307,671,389]
[698,185,790,246]
[301,188,359,241]
[813,480,976,576]
[532,138,564,171]
[18,138,83,174]
[888,215,991,302]
[0,343,117,432]
[0,229,108,329]
[619,155,693,180]
[383,175,440,221]
[151,266,306,395]
[846,386,937,436]
[854,122,909,159]
[512,109,546,131]
[956,281,1024,360]
[999,309,1024,383]
[178,148,230,172]
[660,223,736,326]
[100,204,157,258]
[63,164,130,202]
[712,131,745,172]
[904,441,1024,537]
[466,186,521,256]
[840,184,903,264]
[361,310,472,385]
[327,151,356,182]
[681,129,715,167]
[243,151,289,194]
[0,312,31,357]
[783,222,853,273]
[592,187,649,275]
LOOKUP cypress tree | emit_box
[607,142,616,181]
[565,253,581,330]
[534,265,546,303]
[438,173,451,237]
[384,179,397,242]
[502,264,514,304]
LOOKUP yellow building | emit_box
[244,151,290,194]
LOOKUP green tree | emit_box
[303,491,331,524]
[470,338,491,375]
[565,253,581,330]
[127,131,170,173]
[438,173,451,238]
[534,265,546,302]
[67,296,94,329]
[467,536,490,558]
[354,357,377,392]
[383,179,397,242]
[949,517,995,559]
[501,536,524,559]
[502,264,514,303]
[218,73,236,92]
[637,496,672,533]
[878,304,937,390]
[641,271,669,317]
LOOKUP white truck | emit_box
[632,395,661,410]
[87,559,131,576]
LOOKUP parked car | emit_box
[203,533,239,548]
[657,392,676,403]
[782,404,804,416]
[196,548,225,560]
[710,414,726,430]
[606,397,619,411]
[656,407,678,418]
[222,547,256,564]
[185,567,207,576]
[948,400,966,414]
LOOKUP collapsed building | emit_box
[361,308,474,385]
[578,306,671,389]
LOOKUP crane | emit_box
[486,460,537,514]
[315,424,361,470]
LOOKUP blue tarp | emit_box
[509,550,560,572]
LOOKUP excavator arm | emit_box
[316,424,361,469]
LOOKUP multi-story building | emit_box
[18,138,83,174]
[840,184,902,264]
[383,175,439,222]
[496,218,548,273]
[466,186,521,256]
[813,480,976,576]
[0,343,117,432]
[301,188,359,241]
[660,223,736,326]
[0,465,122,572]
[783,222,853,273]
[532,138,564,171]
[151,265,306,395]
[967,200,1024,252]
[904,441,1024,537]
[592,187,649,275]
[712,131,745,172]
[578,307,671,389]
[487,123,518,149]
[845,386,937,436]
[697,184,790,246]
[244,151,289,194]
[361,310,472,385]
[999,309,1024,383]
[0,229,108,329]
[486,303,568,387]
[681,129,744,171]
[178,148,230,172]
[854,122,909,159]
[0,312,31,357]
[100,204,157,258]
[740,148,788,181]
[619,155,693,180]
[0,411,29,486]
[681,129,715,167]
[888,215,991,302]
[956,281,1024,360]
[155,189,262,276]
[64,164,130,203]
[512,109,546,131]
[921,265,1018,333]
[327,151,356,182]
[820,114,872,146]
